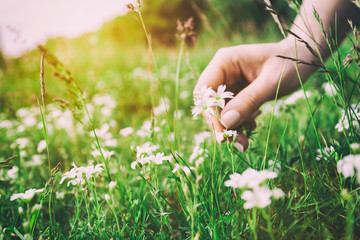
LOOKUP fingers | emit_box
[220,74,273,129]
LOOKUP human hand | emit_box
[194,41,317,151]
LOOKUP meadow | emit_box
[0,1,360,239]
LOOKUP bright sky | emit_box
[0,0,131,57]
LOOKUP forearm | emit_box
[284,0,360,61]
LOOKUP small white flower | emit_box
[272,188,285,199]
[32,204,42,212]
[315,146,335,161]
[194,131,211,146]
[104,194,110,201]
[18,207,24,214]
[56,192,65,200]
[322,82,337,97]
[0,120,12,129]
[7,166,18,179]
[10,188,44,202]
[283,90,312,105]
[215,130,225,144]
[172,163,195,175]
[37,140,47,153]
[241,186,272,209]
[337,154,360,181]
[210,85,234,108]
[225,168,278,189]
[215,129,237,144]
[120,127,134,137]
[109,181,117,190]
[15,138,29,149]
[192,97,216,118]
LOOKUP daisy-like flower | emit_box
[322,82,337,97]
[335,104,360,133]
[315,146,335,161]
[172,163,195,176]
[120,127,134,137]
[337,154,360,183]
[37,140,47,153]
[151,152,172,165]
[109,181,117,190]
[211,85,234,108]
[91,148,115,159]
[193,85,215,99]
[215,130,237,144]
[224,168,278,189]
[241,186,272,209]
[194,131,211,146]
[104,194,110,201]
[10,188,44,202]
[192,97,216,117]
[59,163,104,188]
[131,143,171,169]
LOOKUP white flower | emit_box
[37,140,47,153]
[189,145,208,164]
[172,163,195,175]
[151,152,172,165]
[91,148,114,159]
[104,139,117,147]
[104,194,110,201]
[109,181,117,190]
[241,186,272,209]
[335,104,360,133]
[316,146,335,161]
[25,155,43,167]
[268,160,281,173]
[56,192,65,200]
[215,129,237,144]
[337,154,360,182]
[135,142,160,159]
[215,130,225,143]
[193,85,215,99]
[136,121,160,138]
[120,127,134,137]
[10,188,44,202]
[224,168,278,189]
[59,163,104,188]
[272,188,285,199]
[194,131,211,146]
[32,204,42,211]
[210,85,234,108]
[322,82,337,97]
[15,138,29,149]
[284,90,312,105]
[0,120,12,129]
[192,97,216,118]
[7,166,18,179]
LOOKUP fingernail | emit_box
[233,142,244,152]
[221,110,241,129]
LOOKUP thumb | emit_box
[220,77,274,129]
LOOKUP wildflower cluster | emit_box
[225,168,284,209]
[192,85,234,118]
[335,104,360,133]
[59,162,104,188]
[131,142,172,169]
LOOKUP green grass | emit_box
[0,5,360,240]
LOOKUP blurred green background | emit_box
[0,0,298,116]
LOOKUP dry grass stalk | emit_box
[40,51,45,109]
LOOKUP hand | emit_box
[194,41,317,151]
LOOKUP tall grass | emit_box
[0,1,360,239]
